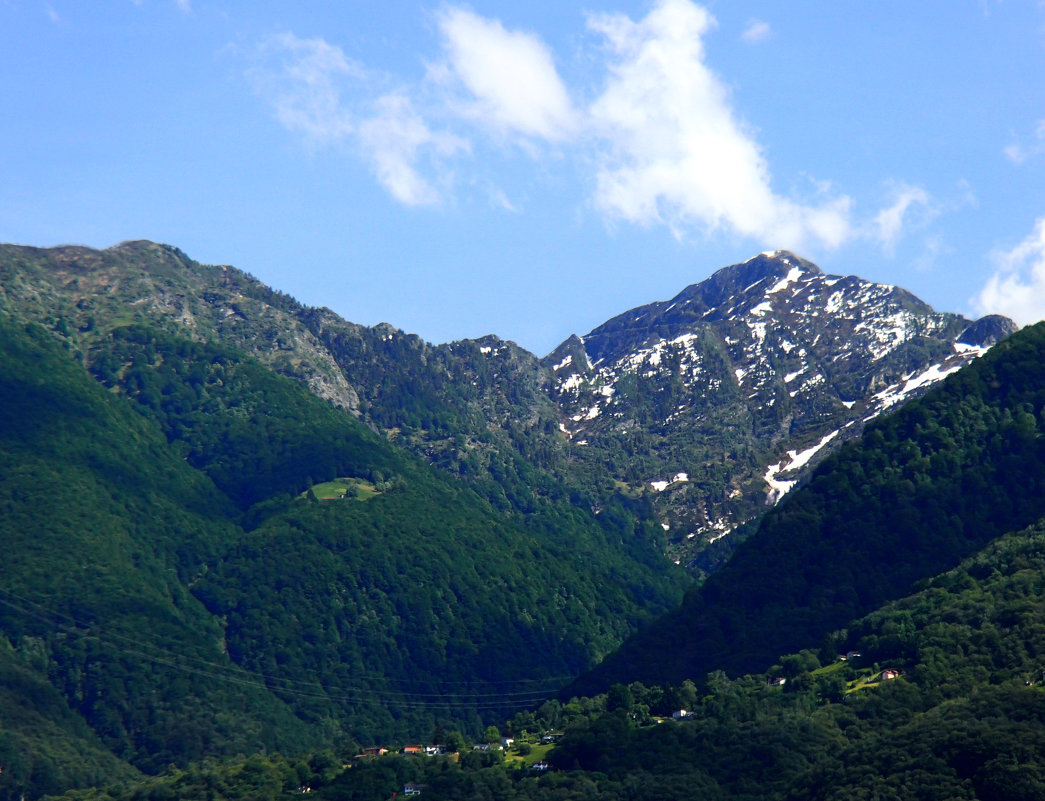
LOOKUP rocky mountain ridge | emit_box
[0,242,1016,571]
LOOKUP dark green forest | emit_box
[43,519,1045,800]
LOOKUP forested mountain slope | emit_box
[570,321,1045,694]
[535,519,1045,801]
[0,315,688,799]
[0,322,319,786]
[46,511,1045,800]
[0,242,594,536]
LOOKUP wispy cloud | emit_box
[250,33,466,205]
[974,217,1045,326]
[250,33,359,142]
[741,19,771,44]
[175,0,191,12]
[1004,120,1045,164]
[358,93,467,206]
[434,7,579,142]
[872,183,934,253]
[45,3,62,23]
[586,0,850,250]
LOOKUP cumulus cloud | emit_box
[435,7,579,141]
[586,0,851,250]
[358,94,467,206]
[872,183,934,253]
[974,218,1045,326]
[741,19,771,44]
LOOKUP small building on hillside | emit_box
[360,747,389,758]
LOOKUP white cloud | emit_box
[489,188,520,213]
[175,0,191,12]
[586,0,851,250]
[1004,120,1045,165]
[247,2,936,256]
[358,94,467,206]
[872,183,933,253]
[975,217,1045,326]
[46,3,62,23]
[251,33,360,142]
[251,34,467,206]
[435,8,579,141]
[741,19,771,44]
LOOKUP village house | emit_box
[360,747,389,758]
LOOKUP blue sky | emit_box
[3,1,1044,355]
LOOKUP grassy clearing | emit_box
[505,742,553,767]
[303,477,381,502]
[812,661,848,677]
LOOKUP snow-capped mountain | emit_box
[543,251,1016,569]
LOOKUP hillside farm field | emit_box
[303,477,381,501]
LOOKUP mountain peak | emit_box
[575,252,823,363]
[683,250,824,306]
[547,250,1017,568]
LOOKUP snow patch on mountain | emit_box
[764,430,841,504]
[870,362,964,412]
[767,266,804,294]
[650,473,689,492]
[553,354,573,371]
[751,301,774,316]
[954,341,988,356]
